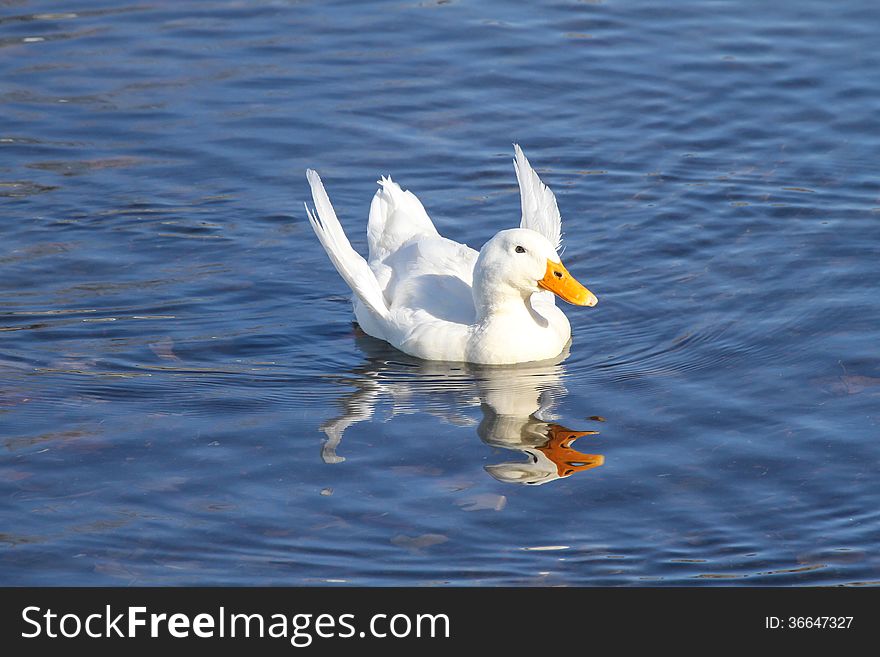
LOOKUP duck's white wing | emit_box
[304,169,390,321]
[381,236,478,325]
[513,144,562,251]
[365,175,477,326]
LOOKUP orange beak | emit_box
[538,259,598,306]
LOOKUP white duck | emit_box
[304,145,597,365]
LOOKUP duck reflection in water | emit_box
[319,329,604,485]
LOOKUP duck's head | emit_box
[475,228,598,307]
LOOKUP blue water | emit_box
[2,0,879,585]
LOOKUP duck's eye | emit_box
[515,245,526,254]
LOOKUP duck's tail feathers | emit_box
[305,169,390,319]
[367,175,439,263]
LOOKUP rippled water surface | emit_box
[2,0,879,585]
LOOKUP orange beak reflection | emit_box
[538,259,598,307]
[537,425,604,478]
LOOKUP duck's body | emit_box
[305,145,597,365]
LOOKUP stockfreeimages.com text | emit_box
[22,606,450,647]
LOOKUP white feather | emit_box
[367,176,439,264]
[513,143,563,251]
[304,169,389,320]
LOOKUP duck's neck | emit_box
[472,271,545,326]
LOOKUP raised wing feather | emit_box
[305,169,390,320]
[513,144,562,251]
